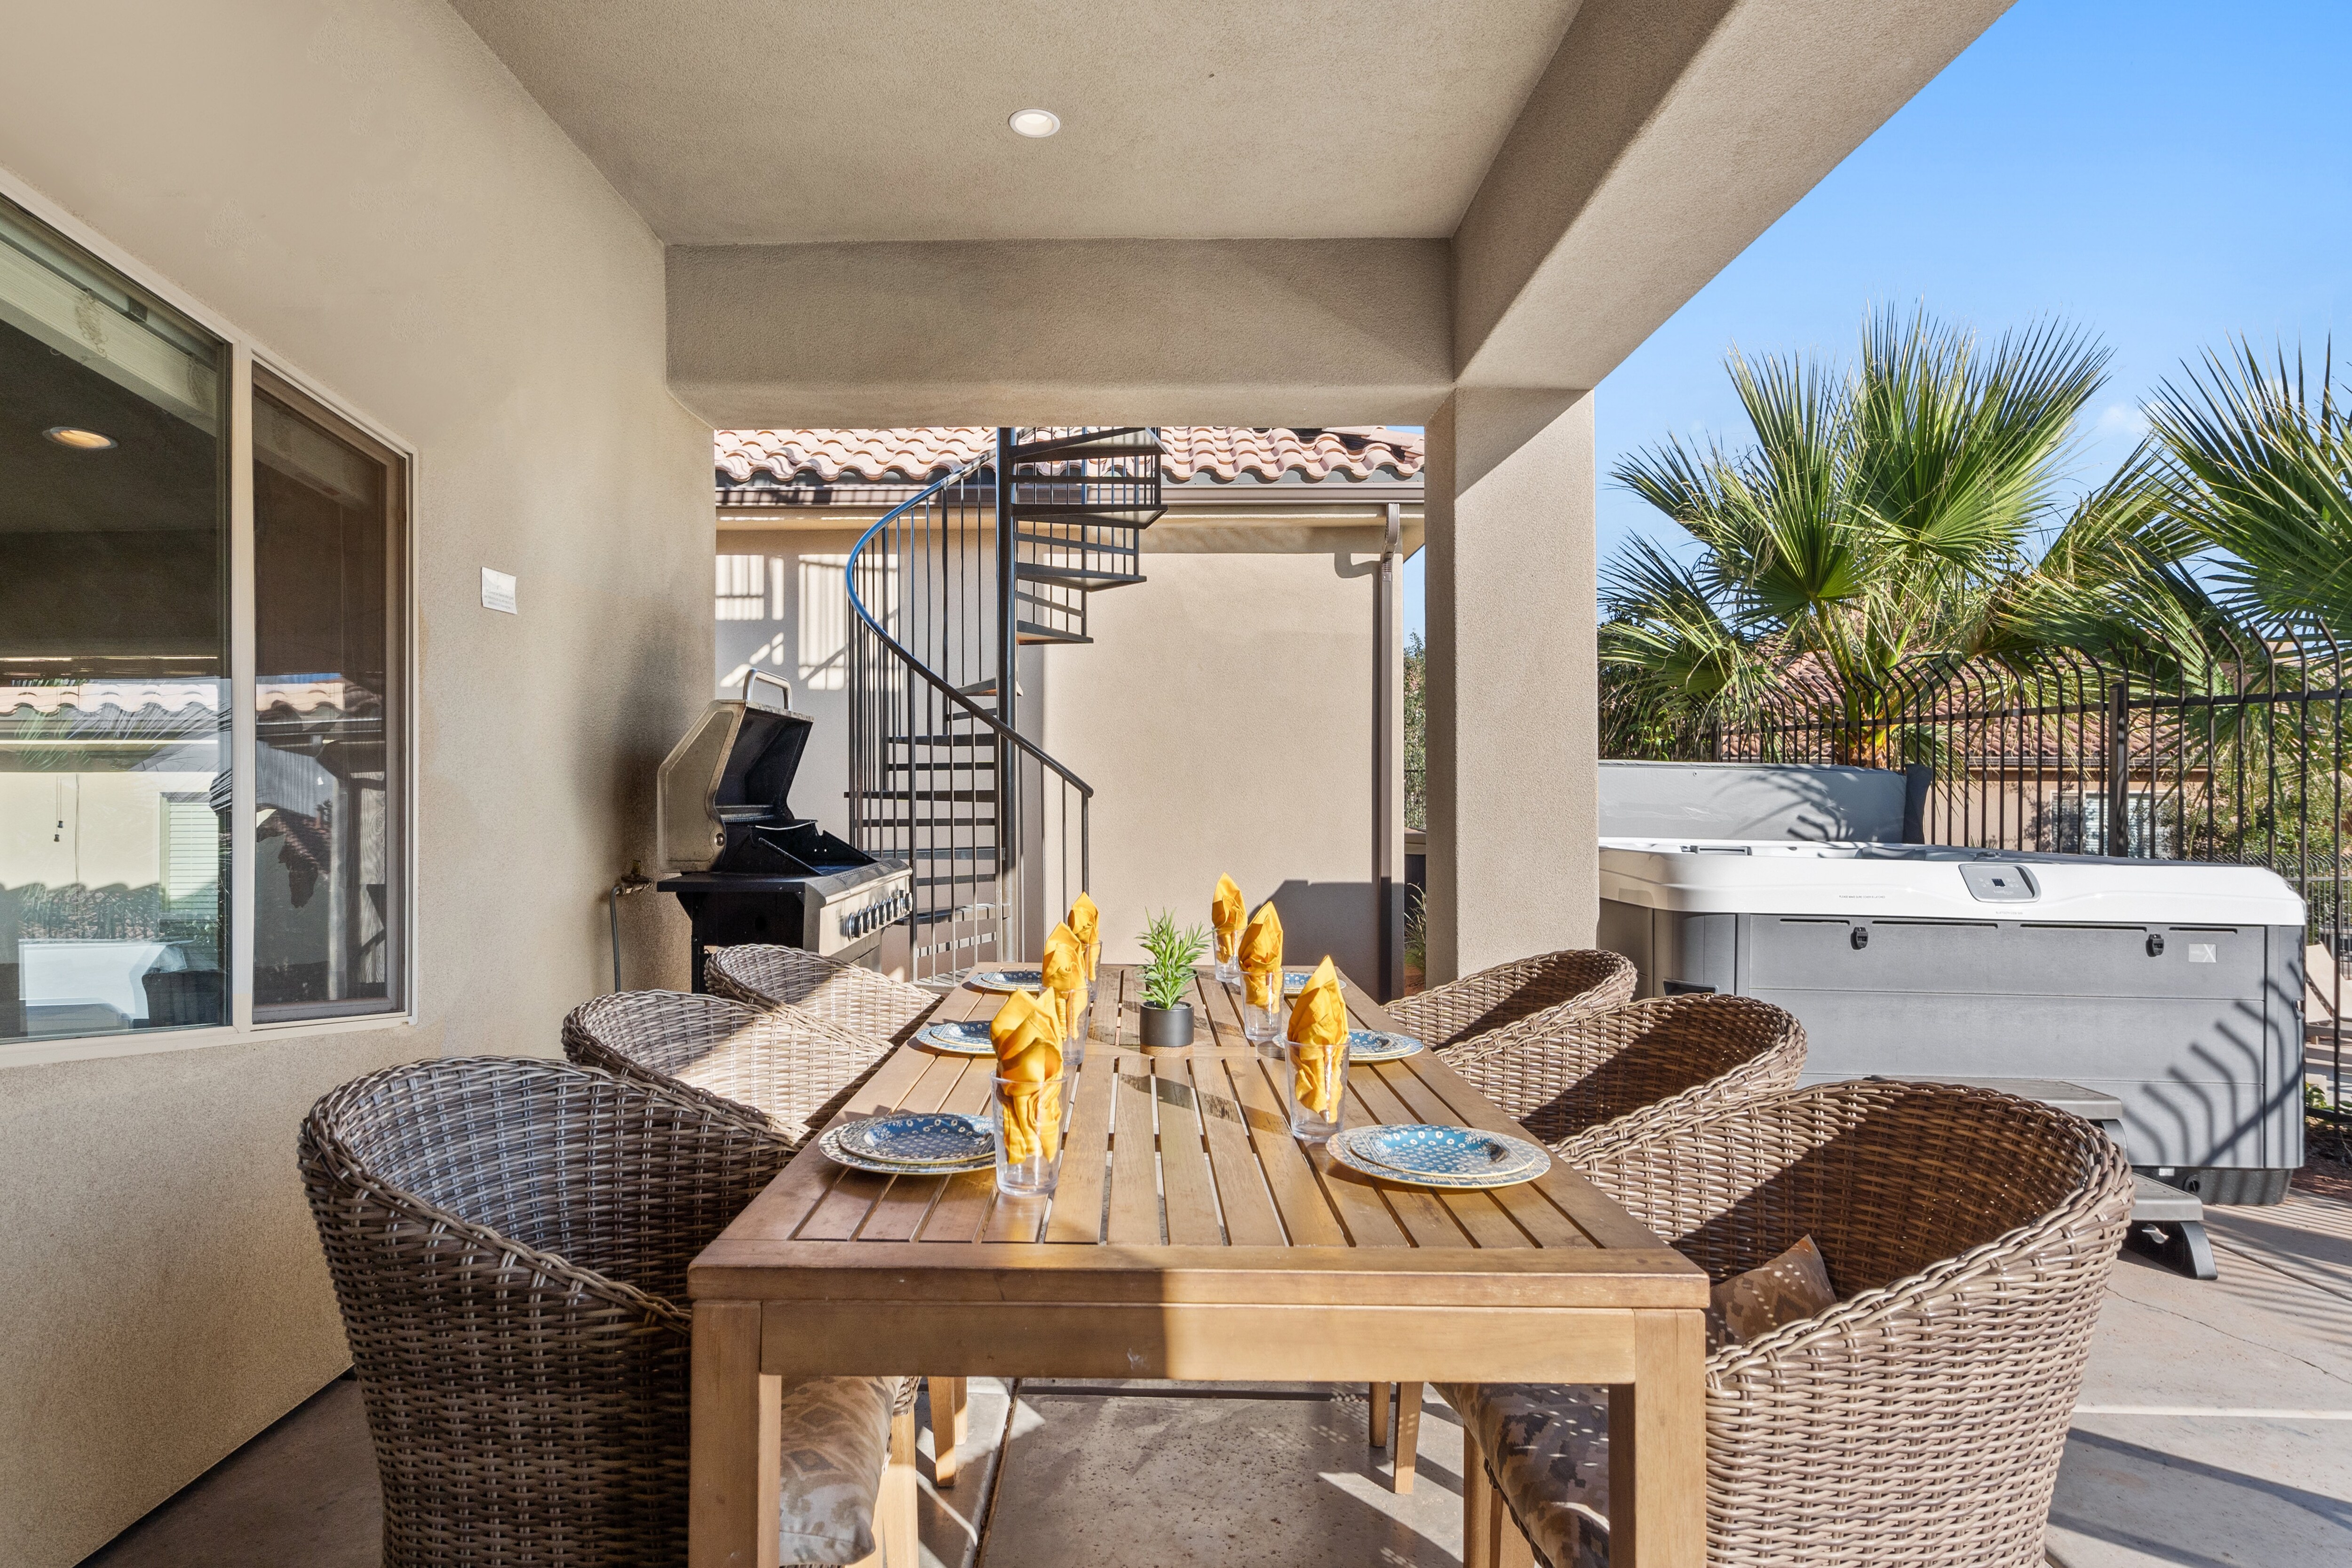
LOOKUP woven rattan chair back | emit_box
[564,988,895,1149]
[1387,948,1637,1053]
[1447,992,1804,1150]
[1552,1080,2136,1566]
[706,944,941,1042]
[300,1057,794,1566]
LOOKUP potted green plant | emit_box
[1137,909,1210,1048]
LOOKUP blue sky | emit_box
[1404,0,2352,640]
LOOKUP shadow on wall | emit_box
[1271,878,1379,989]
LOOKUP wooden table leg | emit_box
[929,1376,969,1487]
[1609,1308,1706,1568]
[1368,1382,1392,1448]
[879,1403,920,1566]
[1462,1421,1493,1568]
[1391,1382,1422,1493]
[691,1300,780,1568]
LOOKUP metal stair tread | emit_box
[1015,622,1094,645]
[1007,503,1165,527]
[1015,562,1148,590]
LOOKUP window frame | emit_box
[0,170,418,1068]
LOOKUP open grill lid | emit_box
[657,671,818,872]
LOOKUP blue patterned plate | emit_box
[1279,969,1319,995]
[916,1019,997,1054]
[1328,1124,1550,1190]
[967,968,1047,994]
[815,1123,994,1176]
[825,1112,996,1170]
[1345,1029,1424,1063]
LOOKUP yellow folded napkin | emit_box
[1237,900,1283,1009]
[1041,921,1090,1042]
[1287,956,1349,1115]
[990,990,1065,1162]
[1068,892,1101,981]
[1211,874,1245,963]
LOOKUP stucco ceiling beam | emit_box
[667,238,1452,429]
[1450,0,2014,390]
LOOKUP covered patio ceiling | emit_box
[445,0,1587,245]
[447,0,2015,426]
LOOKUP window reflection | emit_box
[0,196,228,1042]
[252,386,399,1018]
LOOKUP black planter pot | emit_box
[1138,1002,1195,1048]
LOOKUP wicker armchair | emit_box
[300,1057,920,1566]
[1449,1081,2135,1568]
[1450,993,1807,1152]
[1374,994,1805,1485]
[1386,948,1637,1054]
[563,988,974,1487]
[564,988,894,1151]
[707,944,942,1043]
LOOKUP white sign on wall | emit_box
[481,567,517,614]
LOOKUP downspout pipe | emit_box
[1376,501,1403,1001]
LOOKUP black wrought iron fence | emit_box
[1642,625,2351,1128]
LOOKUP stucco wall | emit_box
[1038,551,1388,983]
[0,3,711,1563]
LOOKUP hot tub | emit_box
[1597,838,2307,1203]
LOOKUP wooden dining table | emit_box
[687,963,1708,1568]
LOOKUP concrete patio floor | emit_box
[80,1186,2352,1568]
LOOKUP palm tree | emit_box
[1602,308,2113,762]
[2142,342,2352,645]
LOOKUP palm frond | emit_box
[2145,340,2352,641]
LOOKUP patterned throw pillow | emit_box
[775,1375,900,1564]
[1705,1234,1836,1352]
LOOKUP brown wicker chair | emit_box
[1386,948,1637,1054]
[563,988,895,1151]
[300,1056,920,1566]
[706,944,942,1043]
[1449,993,1807,1153]
[1449,1081,2135,1568]
[1374,994,1806,1484]
[562,988,973,1487]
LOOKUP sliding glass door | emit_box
[251,376,403,1019]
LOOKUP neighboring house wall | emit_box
[713,523,864,840]
[1037,547,1387,980]
[0,4,711,1564]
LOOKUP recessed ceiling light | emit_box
[1008,108,1061,139]
[45,426,116,450]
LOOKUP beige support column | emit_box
[1423,391,1599,983]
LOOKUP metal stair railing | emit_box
[845,448,1088,979]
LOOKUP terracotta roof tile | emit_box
[1160,427,1421,483]
[715,427,1422,488]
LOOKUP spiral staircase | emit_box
[845,428,1163,978]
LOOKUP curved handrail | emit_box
[843,454,1096,800]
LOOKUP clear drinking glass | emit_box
[1240,969,1283,1042]
[1214,931,1241,989]
[1051,988,1090,1068]
[1284,1037,1350,1142]
[991,1072,1070,1195]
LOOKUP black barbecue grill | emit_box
[657,672,913,988]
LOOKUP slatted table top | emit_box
[691,965,1704,1309]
